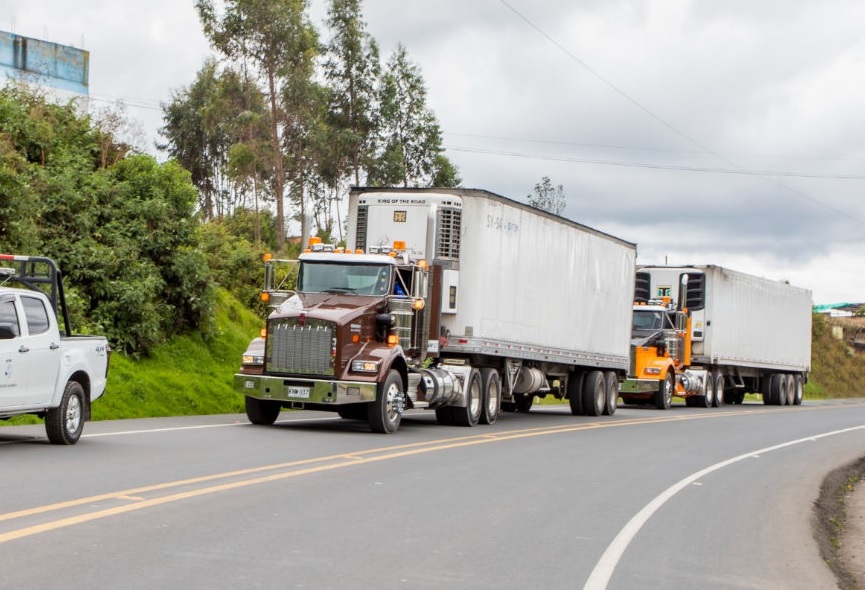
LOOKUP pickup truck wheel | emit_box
[582,370,605,416]
[792,374,804,405]
[245,396,281,425]
[713,373,725,407]
[654,372,673,410]
[603,371,618,416]
[479,368,501,425]
[369,370,403,433]
[568,372,584,415]
[46,381,85,445]
[452,369,482,426]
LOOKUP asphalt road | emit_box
[1,400,864,590]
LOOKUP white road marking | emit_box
[583,424,865,590]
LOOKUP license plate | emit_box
[287,385,311,399]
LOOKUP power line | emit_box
[495,0,865,225]
[447,145,865,180]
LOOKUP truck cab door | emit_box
[18,295,62,406]
[0,296,28,407]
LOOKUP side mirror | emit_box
[0,324,18,339]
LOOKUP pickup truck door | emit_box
[18,295,62,406]
[0,295,28,407]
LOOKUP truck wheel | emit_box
[515,393,534,413]
[452,369,482,426]
[784,375,796,406]
[369,370,403,433]
[713,373,725,407]
[603,371,618,416]
[767,373,784,406]
[654,372,673,410]
[582,370,605,416]
[46,381,85,445]
[245,396,281,425]
[479,368,501,425]
[695,374,714,408]
[792,374,804,405]
[568,372,584,416]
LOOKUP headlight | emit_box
[351,360,380,373]
[243,354,264,365]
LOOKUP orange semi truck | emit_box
[619,265,812,409]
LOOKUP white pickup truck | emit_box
[0,255,109,444]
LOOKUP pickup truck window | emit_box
[20,296,50,335]
[0,299,20,337]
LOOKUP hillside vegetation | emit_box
[806,313,865,398]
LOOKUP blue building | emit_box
[0,30,89,100]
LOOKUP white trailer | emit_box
[633,265,812,406]
[236,187,636,433]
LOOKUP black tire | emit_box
[685,396,698,407]
[479,368,501,425]
[46,381,86,445]
[695,373,714,408]
[762,374,776,405]
[245,395,281,425]
[338,404,368,420]
[712,372,725,407]
[369,369,403,433]
[582,370,605,416]
[654,372,673,410]
[792,374,804,406]
[603,371,618,416]
[568,372,584,416]
[784,374,796,406]
[452,369,483,426]
[767,373,784,406]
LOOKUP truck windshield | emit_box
[632,310,664,331]
[298,262,391,296]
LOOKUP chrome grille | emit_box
[266,317,335,376]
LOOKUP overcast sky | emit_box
[3,0,864,304]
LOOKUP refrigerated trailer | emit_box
[620,265,812,408]
[235,187,636,433]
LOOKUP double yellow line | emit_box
[0,407,786,544]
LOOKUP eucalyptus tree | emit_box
[322,0,380,187]
[196,0,318,251]
[528,176,567,216]
[368,44,459,188]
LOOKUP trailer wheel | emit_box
[792,374,804,406]
[568,372,584,416]
[245,396,281,425]
[479,368,501,425]
[369,370,403,433]
[766,373,784,406]
[784,375,796,406]
[603,371,618,416]
[762,374,775,405]
[46,381,85,445]
[713,373,725,407]
[582,371,606,416]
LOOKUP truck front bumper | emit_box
[619,378,662,395]
[234,374,377,405]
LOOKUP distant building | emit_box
[0,30,89,104]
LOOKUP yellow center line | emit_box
[0,404,843,543]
